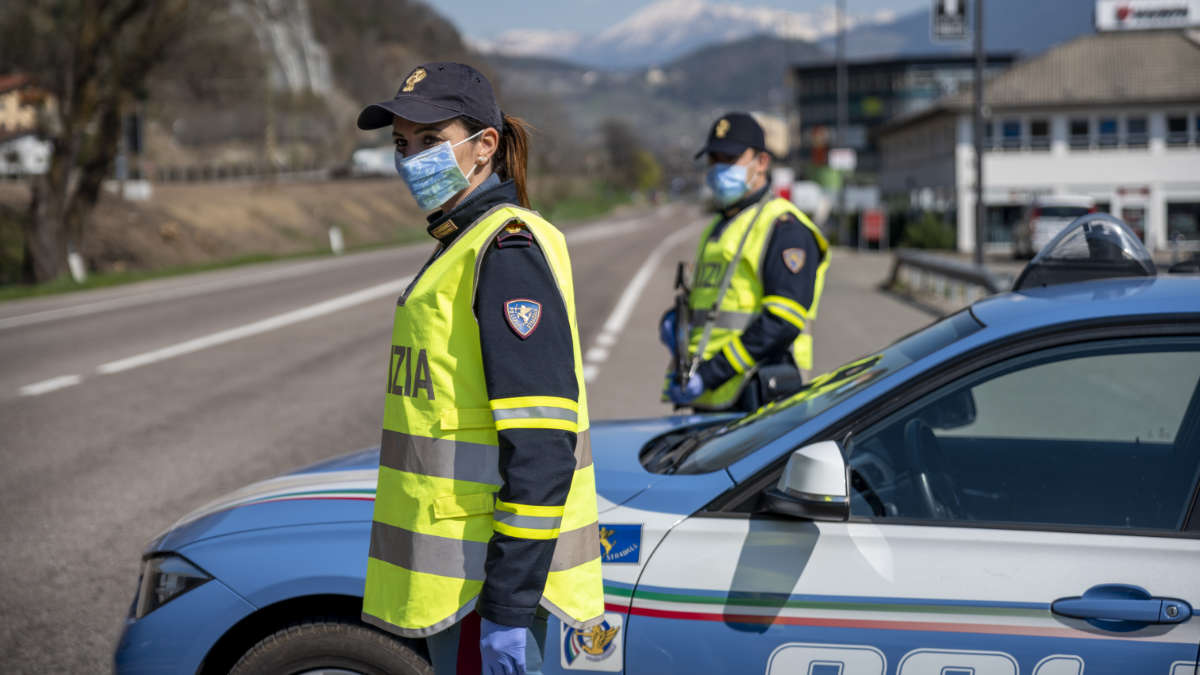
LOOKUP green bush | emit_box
[900,212,956,250]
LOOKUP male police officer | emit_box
[664,112,830,412]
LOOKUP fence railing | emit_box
[884,249,1009,305]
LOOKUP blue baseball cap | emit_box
[695,112,767,159]
[357,62,502,131]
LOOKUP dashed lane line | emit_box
[581,222,701,384]
[16,277,411,396]
[19,375,83,397]
[0,210,662,334]
[13,208,674,397]
[96,277,414,374]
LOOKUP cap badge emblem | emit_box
[715,119,730,139]
[402,68,427,92]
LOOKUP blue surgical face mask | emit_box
[706,162,750,207]
[395,129,484,211]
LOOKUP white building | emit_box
[878,29,1200,254]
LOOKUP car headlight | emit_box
[134,554,212,619]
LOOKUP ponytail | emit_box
[461,113,533,208]
[498,113,531,208]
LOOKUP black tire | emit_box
[228,618,433,675]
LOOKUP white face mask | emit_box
[394,129,484,211]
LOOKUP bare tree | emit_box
[0,0,193,283]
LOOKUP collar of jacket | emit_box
[426,174,516,244]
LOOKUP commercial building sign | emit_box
[1095,0,1200,30]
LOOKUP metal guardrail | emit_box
[884,248,1009,299]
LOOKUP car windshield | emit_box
[1038,206,1090,218]
[655,309,983,475]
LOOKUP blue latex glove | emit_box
[659,309,676,349]
[480,618,526,675]
[667,372,705,404]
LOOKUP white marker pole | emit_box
[328,226,345,255]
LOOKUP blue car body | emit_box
[114,277,1200,675]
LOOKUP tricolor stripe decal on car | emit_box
[162,469,379,535]
[600,582,1194,644]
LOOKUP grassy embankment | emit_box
[0,177,632,302]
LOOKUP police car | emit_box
[115,217,1200,674]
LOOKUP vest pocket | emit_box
[432,492,495,519]
[438,408,495,431]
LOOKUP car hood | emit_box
[150,415,726,553]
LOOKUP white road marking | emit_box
[0,248,417,332]
[582,223,700,383]
[96,277,412,375]
[19,374,83,397]
[0,213,656,334]
[9,208,671,396]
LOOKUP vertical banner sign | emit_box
[933,0,968,40]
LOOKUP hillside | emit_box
[491,34,827,157]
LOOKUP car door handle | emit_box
[1052,584,1192,625]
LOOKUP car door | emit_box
[625,333,1200,675]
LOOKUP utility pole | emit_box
[836,0,849,246]
[973,0,985,266]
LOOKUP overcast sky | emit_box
[426,0,928,39]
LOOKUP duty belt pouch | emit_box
[756,364,806,404]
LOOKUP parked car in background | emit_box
[1013,195,1095,258]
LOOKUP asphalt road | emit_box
[0,203,932,673]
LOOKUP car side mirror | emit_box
[762,441,849,521]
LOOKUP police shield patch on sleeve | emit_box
[505,299,542,339]
[782,247,806,274]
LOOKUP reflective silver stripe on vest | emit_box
[548,521,602,572]
[491,406,578,425]
[575,429,592,470]
[493,509,563,533]
[763,300,806,328]
[380,430,501,486]
[369,522,487,580]
[691,309,756,331]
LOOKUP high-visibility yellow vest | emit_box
[362,204,604,638]
[684,197,830,410]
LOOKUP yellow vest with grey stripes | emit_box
[363,204,604,638]
[683,197,830,410]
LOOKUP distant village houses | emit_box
[0,74,54,177]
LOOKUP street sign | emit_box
[828,147,857,172]
[861,208,887,249]
[1095,0,1200,30]
[932,0,968,40]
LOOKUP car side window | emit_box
[847,338,1200,531]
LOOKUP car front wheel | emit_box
[228,618,432,675]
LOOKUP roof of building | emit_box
[881,29,1200,134]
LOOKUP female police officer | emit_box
[356,62,604,675]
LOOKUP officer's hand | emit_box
[667,372,704,404]
[659,309,676,349]
[480,618,526,675]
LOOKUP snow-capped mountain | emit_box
[471,0,894,69]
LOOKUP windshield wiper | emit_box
[639,419,737,474]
